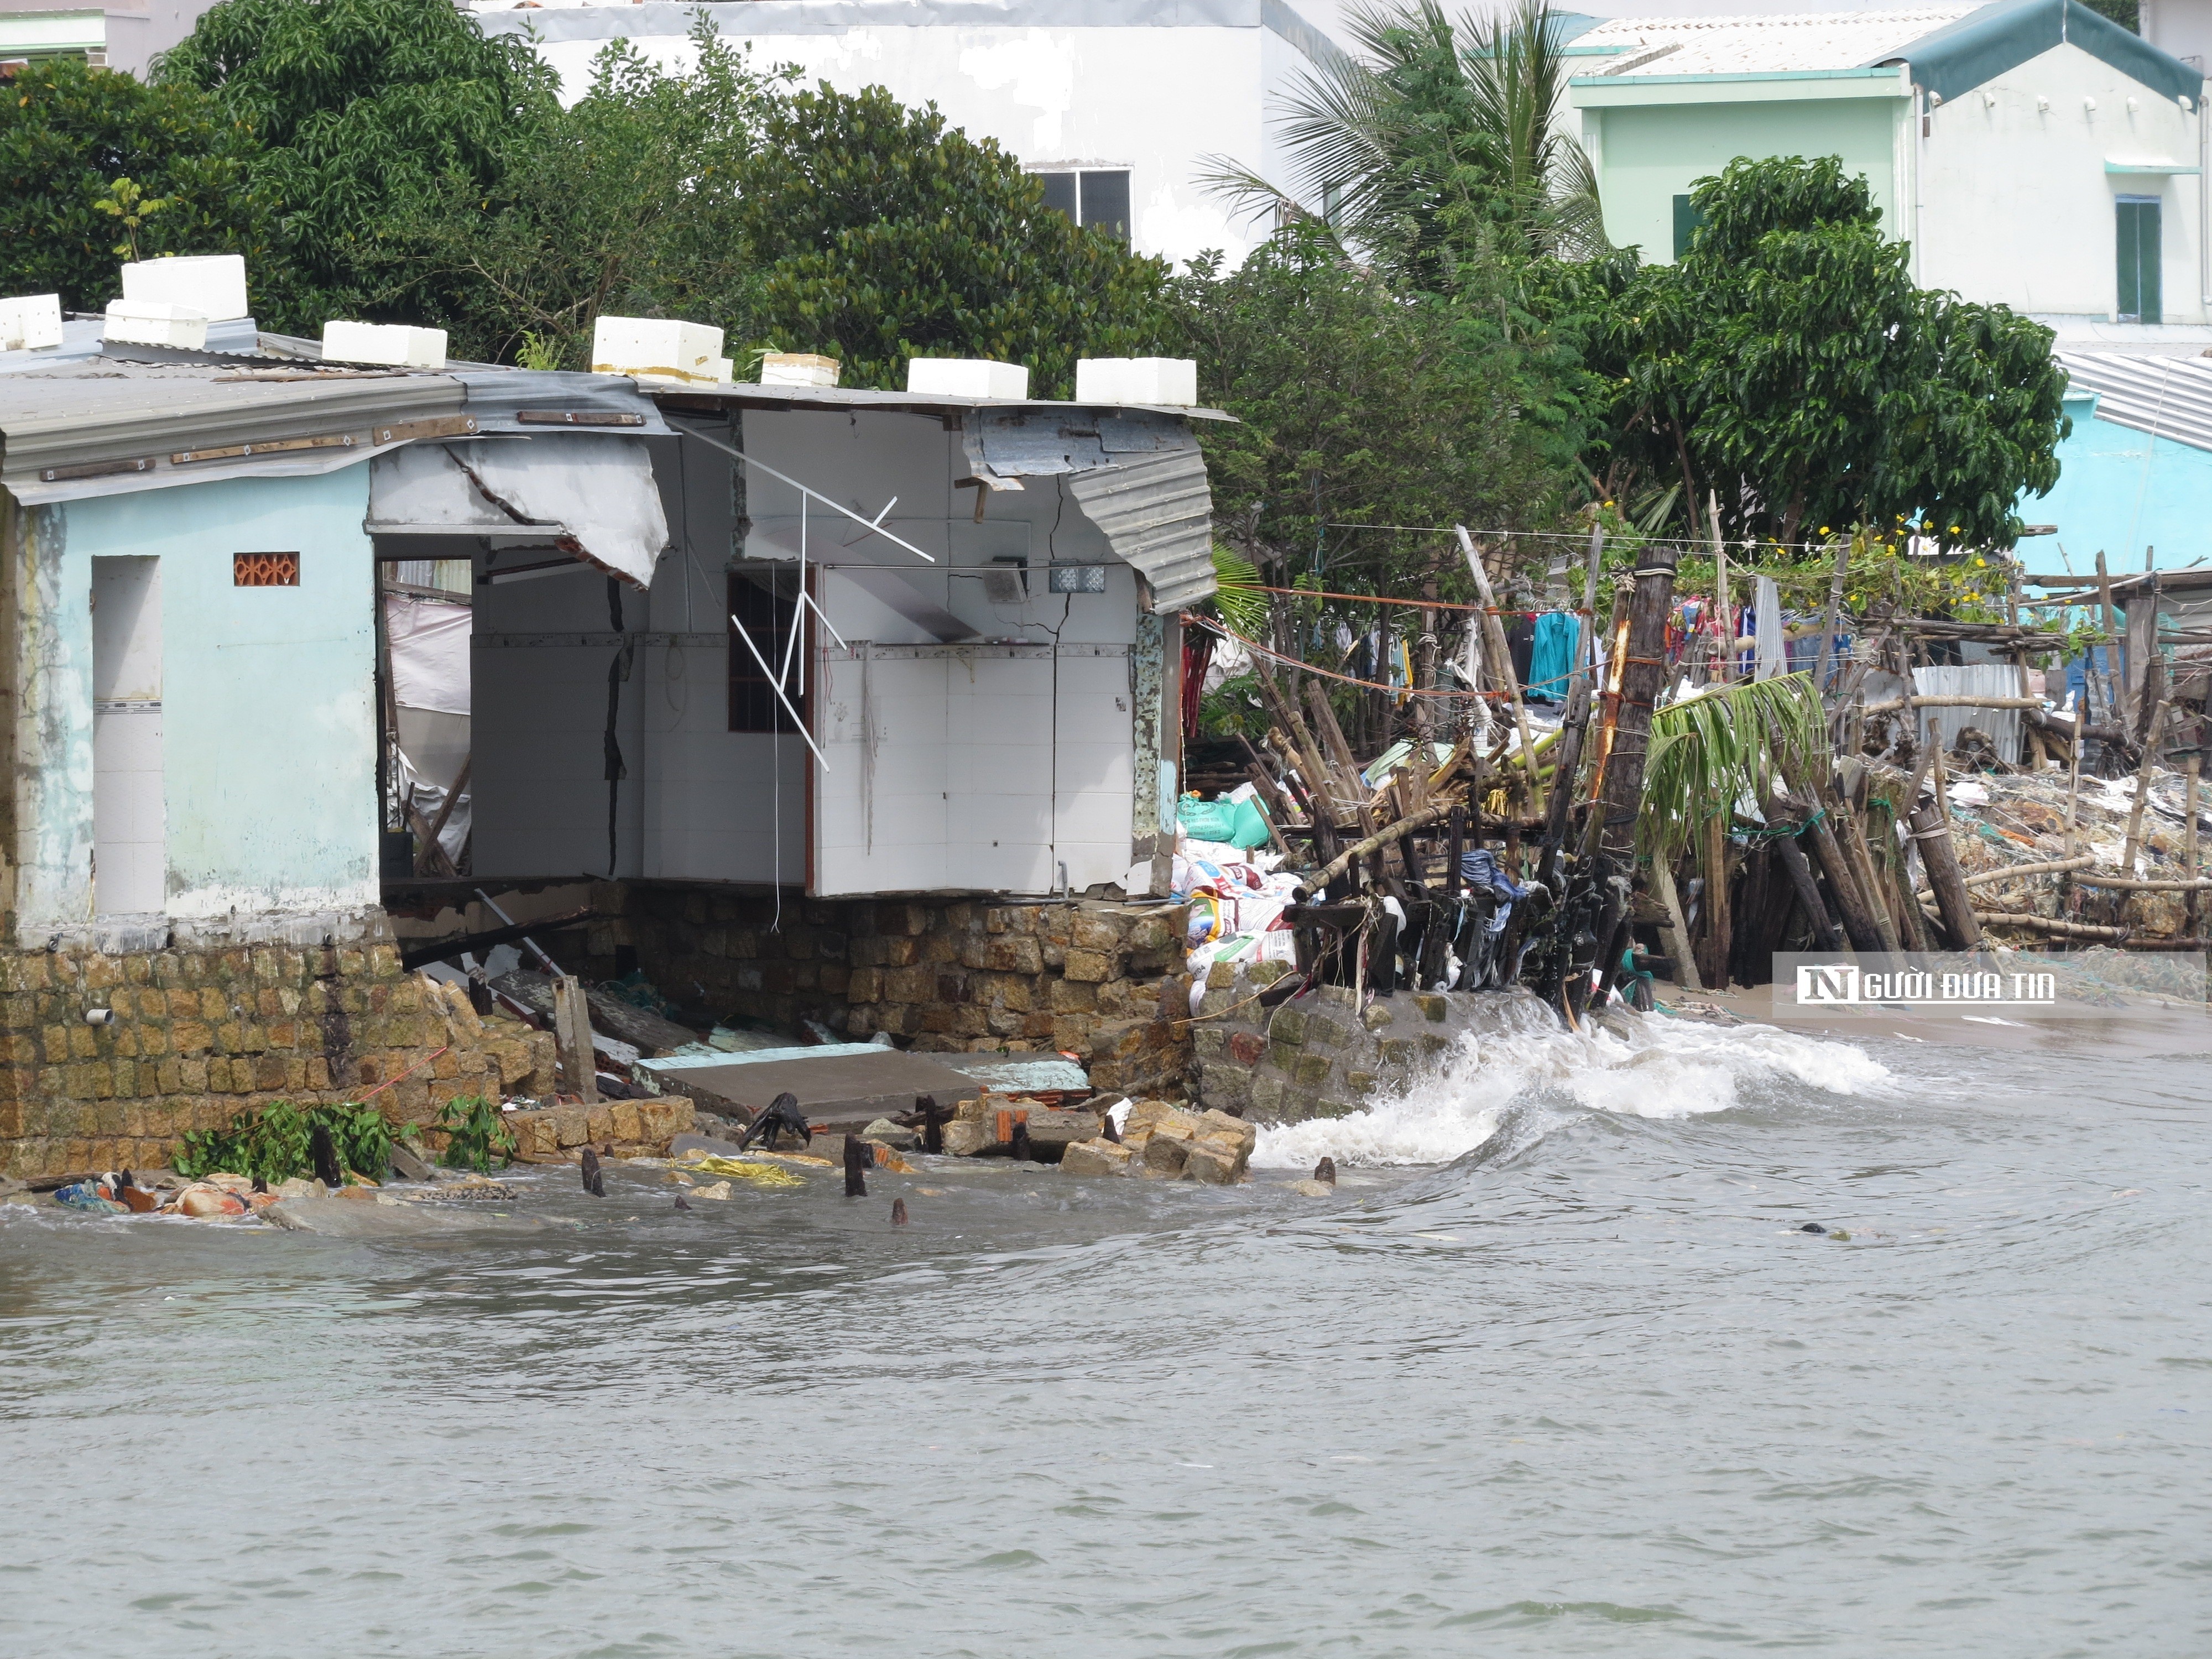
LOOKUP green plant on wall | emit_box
[436,1095,514,1172]
[174,1100,392,1182]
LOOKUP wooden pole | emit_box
[2120,695,2171,878]
[2187,758,2202,941]
[1708,489,1731,685]
[1773,823,1841,951]
[1650,855,1703,989]
[1815,533,1851,696]
[1297,802,1451,895]
[1701,808,1731,990]
[551,974,599,1103]
[1907,780,1983,951]
[1589,546,1681,997]
[1455,525,1545,818]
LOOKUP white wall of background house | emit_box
[1917,43,2208,324]
[466,0,1344,266]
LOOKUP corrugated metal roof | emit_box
[1574,7,1983,77]
[2059,350,2212,455]
[0,361,467,504]
[1063,446,1217,613]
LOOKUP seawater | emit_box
[2,1009,2206,1657]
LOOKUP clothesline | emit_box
[1255,583,1590,617]
[1183,612,1506,701]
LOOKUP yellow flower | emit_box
[1819,526,1831,535]
[1949,525,1961,534]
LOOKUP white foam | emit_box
[1252,1009,1892,1168]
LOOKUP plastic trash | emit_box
[54,1182,126,1214]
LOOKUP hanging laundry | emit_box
[1505,613,1536,689]
[1752,577,1785,680]
[1525,611,1583,702]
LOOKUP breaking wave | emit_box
[1250,1001,1894,1169]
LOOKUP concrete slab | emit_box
[652,1048,988,1130]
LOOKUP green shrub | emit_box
[174,1100,392,1183]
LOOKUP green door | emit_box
[2117,196,2162,322]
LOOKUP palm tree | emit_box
[1204,0,1605,285]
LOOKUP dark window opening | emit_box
[2117,195,2162,322]
[1034,168,1131,242]
[1672,194,1707,259]
[728,568,806,734]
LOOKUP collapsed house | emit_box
[0,264,1215,1177]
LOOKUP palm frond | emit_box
[1641,672,1825,862]
[1209,546,1272,639]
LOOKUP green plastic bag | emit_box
[1177,793,1272,851]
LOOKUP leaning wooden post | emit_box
[1773,821,1842,952]
[2187,757,2203,941]
[1907,762,1984,952]
[1648,854,1703,990]
[2121,696,2171,879]
[551,974,599,1103]
[1590,545,1681,999]
[1455,525,1545,819]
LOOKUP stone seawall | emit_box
[1190,961,1550,1121]
[567,886,1197,1103]
[0,936,555,1180]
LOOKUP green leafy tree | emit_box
[1207,0,1604,289]
[731,84,1172,394]
[0,56,254,310]
[155,0,560,333]
[387,20,782,366]
[1594,155,2067,551]
[1173,223,1591,595]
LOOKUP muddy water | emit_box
[2,1009,2208,1656]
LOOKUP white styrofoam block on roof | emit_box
[119,254,249,322]
[103,300,210,349]
[907,357,1030,400]
[1074,356,1198,407]
[760,352,840,387]
[591,315,725,385]
[321,319,447,368]
[0,293,64,352]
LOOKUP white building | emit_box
[466,0,1345,267]
[1567,0,2212,327]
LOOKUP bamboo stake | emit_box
[1702,808,1732,990]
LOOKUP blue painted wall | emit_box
[50,467,378,925]
[2028,390,2212,577]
